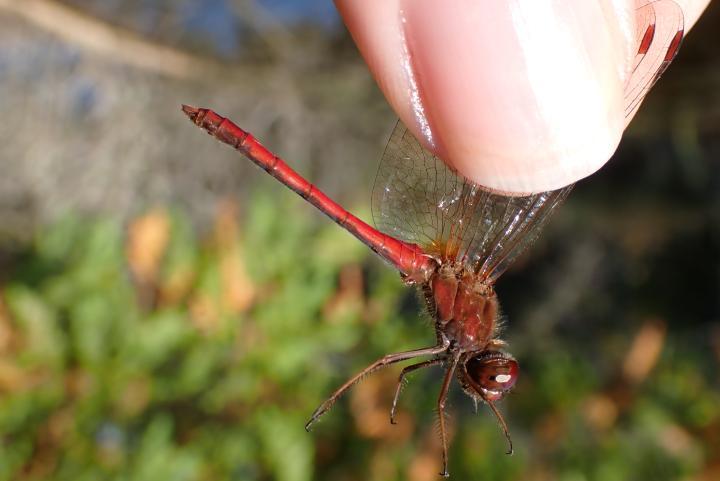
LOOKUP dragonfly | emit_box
[182,1,683,476]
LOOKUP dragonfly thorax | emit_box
[426,263,499,352]
[424,263,518,413]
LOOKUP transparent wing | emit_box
[473,186,572,284]
[624,0,684,123]
[371,122,571,283]
[371,0,683,285]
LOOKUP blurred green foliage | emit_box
[0,193,717,481]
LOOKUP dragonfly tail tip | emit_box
[181,104,200,120]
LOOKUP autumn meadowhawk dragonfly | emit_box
[182,1,683,476]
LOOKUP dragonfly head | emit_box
[461,350,518,402]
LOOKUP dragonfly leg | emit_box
[483,397,514,455]
[390,358,443,425]
[305,335,450,432]
[437,353,460,478]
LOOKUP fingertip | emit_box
[397,1,628,193]
[334,0,416,126]
[335,0,707,193]
[458,126,623,194]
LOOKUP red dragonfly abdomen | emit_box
[182,106,436,283]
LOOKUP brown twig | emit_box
[0,0,225,79]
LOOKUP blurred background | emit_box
[0,1,718,480]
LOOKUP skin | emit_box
[335,0,712,194]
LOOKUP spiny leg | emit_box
[390,358,443,425]
[484,398,514,455]
[437,353,460,478]
[305,336,450,431]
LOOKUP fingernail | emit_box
[398,0,632,192]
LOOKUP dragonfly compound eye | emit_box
[465,352,519,401]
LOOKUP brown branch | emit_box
[0,0,226,79]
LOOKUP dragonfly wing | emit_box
[372,121,465,255]
[624,0,684,123]
[371,1,683,283]
[471,0,685,283]
[471,187,572,284]
[372,122,571,280]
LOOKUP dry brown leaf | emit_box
[22,442,58,480]
[189,294,220,335]
[369,447,398,481]
[214,199,238,248]
[220,253,255,314]
[692,462,720,481]
[215,199,255,314]
[535,411,566,447]
[622,318,667,384]
[408,422,454,481]
[159,267,196,306]
[408,453,439,481]
[520,467,558,481]
[47,407,74,444]
[582,394,619,431]
[351,368,414,441]
[116,376,152,418]
[0,357,25,391]
[323,264,364,323]
[65,368,94,400]
[126,208,170,284]
[659,423,696,457]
